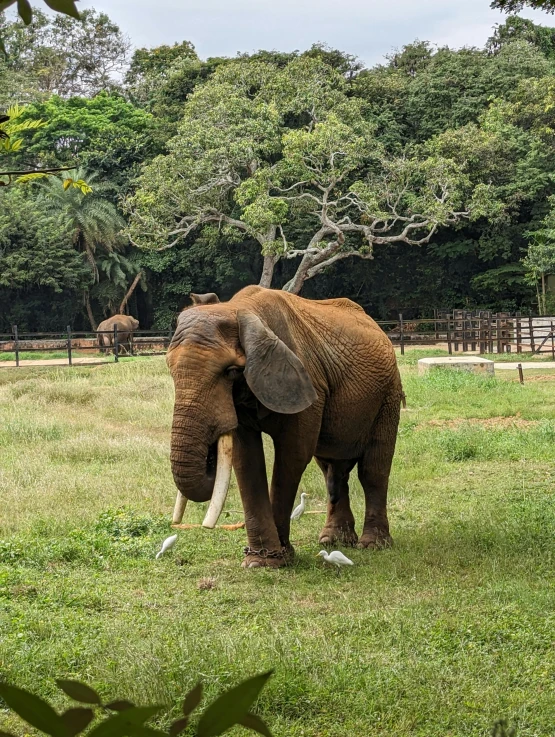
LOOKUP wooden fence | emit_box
[382,310,555,356]
[0,326,172,367]
[1,310,555,366]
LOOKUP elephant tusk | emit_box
[172,491,188,524]
[202,432,233,529]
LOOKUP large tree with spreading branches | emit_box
[126,57,501,294]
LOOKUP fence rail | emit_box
[0,326,173,367]
[381,310,555,357]
[1,310,555,366]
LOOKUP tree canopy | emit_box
[3,10,555,329]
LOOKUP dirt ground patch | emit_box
[418,415,539,430]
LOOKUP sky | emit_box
[76,0,554,67]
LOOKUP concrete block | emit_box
[418,356,495,376]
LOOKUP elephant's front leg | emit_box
[233,426,286,569]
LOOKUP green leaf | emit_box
[56,681,102,705]
[87,706,163,737]
[60,708,94,736]
[0,682,68,737]
[104,700,134,712]
[0,731,18,737]
[125,727,167,737]
[169,717,188,737]
[43,0,80,19]
[63,178,73,191]
[182,684,202,717]
[16,0,32,24]
[238,714,273,737]
[196,672,273,737]
[0,37,6,57]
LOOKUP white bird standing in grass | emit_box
[156,534,177,559]
[291,492,309,521]
[317,550,354,575]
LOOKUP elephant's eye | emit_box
[226,366,244,380]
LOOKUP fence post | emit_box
[516,313,522,354]
[13,324,19,367]
[488,312,493,354]
[67,325,72,367]
[129,330,134,357]
[552,321,554,362]
[399,313,405,356]
[113,324,119,363]
[529,316,535,354]
[447,315,452,355]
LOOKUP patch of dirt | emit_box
[521,374,555,382]
[418,415,539,430]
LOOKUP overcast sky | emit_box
[78,0,552,66]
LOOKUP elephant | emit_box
[97,314,140,355]
[167,285,403,569]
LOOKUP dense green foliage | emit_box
[3,9,555,328]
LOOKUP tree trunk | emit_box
[259,255,278,288]
[84,290,97,331]
[119,271,142,314]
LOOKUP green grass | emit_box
[1,359,554,737]
[0,351,73,361]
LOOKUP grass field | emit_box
[1,352,554,737]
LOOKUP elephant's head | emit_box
[166,293,317,528]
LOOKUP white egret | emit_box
[156,534,178,559]
[291,493,309,521]
[316,549,354,575]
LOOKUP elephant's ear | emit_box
[237,311,317,414]
[190,292,220,305]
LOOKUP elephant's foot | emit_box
[357,528,393,549]
[319,525,358,547]
[241,545,289,569]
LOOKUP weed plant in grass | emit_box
[0,359,554,737]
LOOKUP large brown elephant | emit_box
[167,286,403,568]
[97,314,140,354]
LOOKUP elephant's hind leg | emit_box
[357,390,400,549]
[317,459,358,547]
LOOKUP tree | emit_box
[0,9,129,99]
[126,56,502,295]
[491,0,555,11]
[523,196,555,314]
[0,185,90,331]
[15,93,155,196]
[40,169,126,328]
[0,102,80,185]
[487,15,555,58]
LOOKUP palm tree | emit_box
[40,169,126,329]
[93,251,145,317]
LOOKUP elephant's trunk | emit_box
[170,429,233,527]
